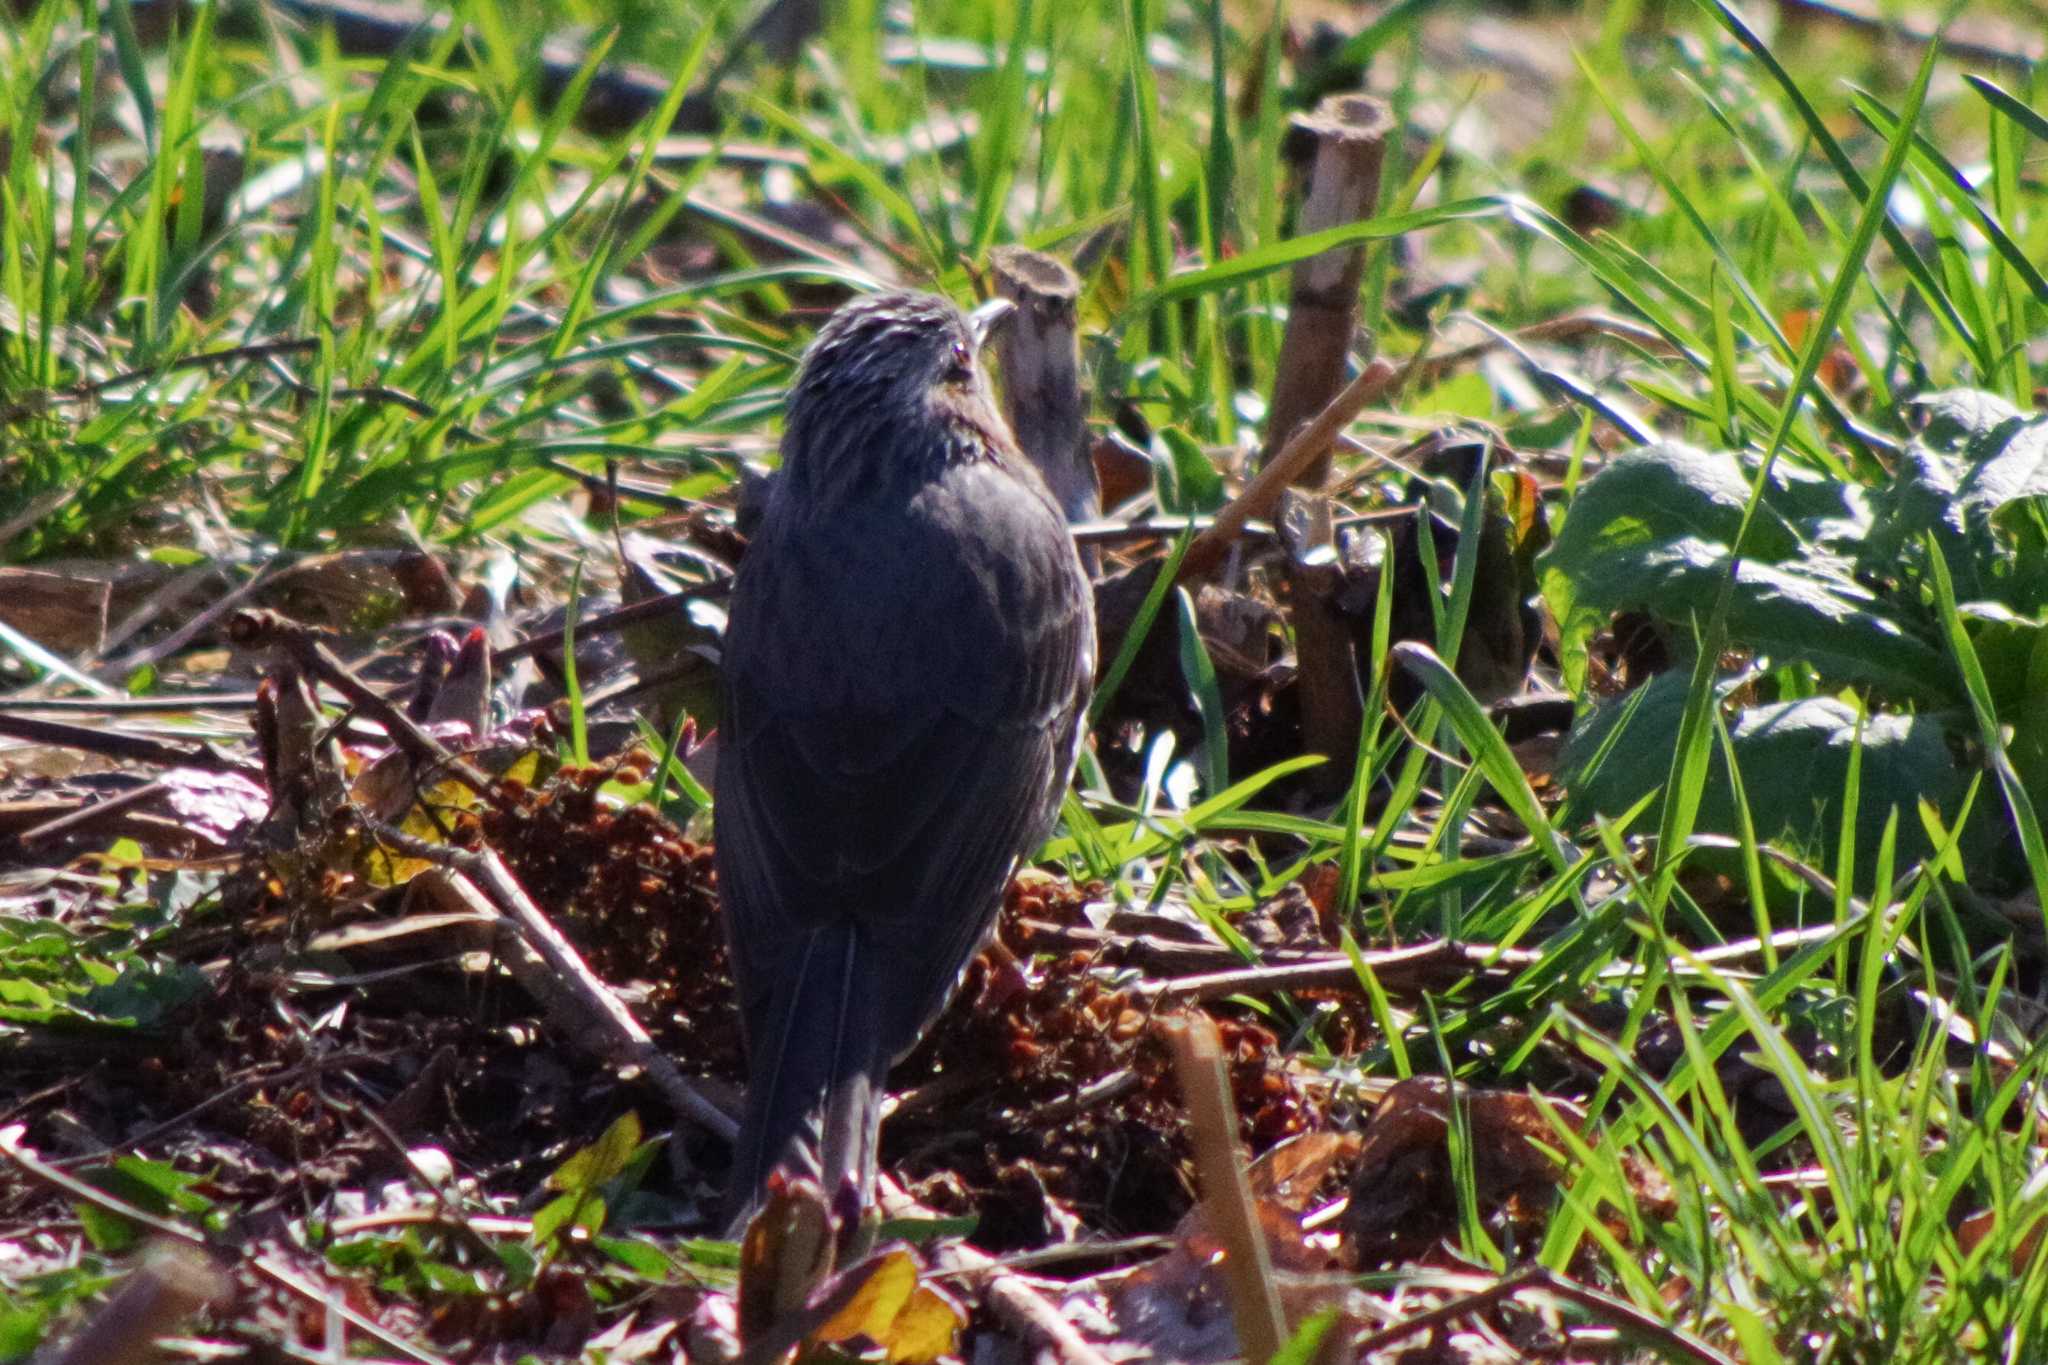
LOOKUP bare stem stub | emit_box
[990,245,1100,535]
[1261,93,1393,783]
[1261,93,1394,488]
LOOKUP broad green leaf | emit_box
[1864,390,2048,612]
[1561,673,1979,883]
[1540,441,1947,699]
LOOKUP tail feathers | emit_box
[724,923,887,1230]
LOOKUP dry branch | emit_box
[403,856,738,1142]
[1135,939,1535,1004]
[876,1176,1117,1365]
[0,714,255,775]
[1176,356,1399,585]
[230,609,500,802]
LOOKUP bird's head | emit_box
[781,290,1017,496]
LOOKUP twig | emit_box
[933,1234,1174,1277]
[1177,357,1399,585]
[0,715,254,776]
[951,1250,1115,1365]
[90,564,226,665]
[1136,939,1535,1005]
[872,1176,1118,1365]
[1069,513,1264,547]
[229,610,499,803]
[894,1064,1141,1132]
[0,692,262,714]
[0,1124,452,1365]
[461,852,735,1138]
[0,1077,83,1129]
[16,781,168,850]
[103,557,285,676]
[327,1209,533,1239]
[1347,1264,1738,1365]
[1014,918,1540,994]
[1028,1069,1141,1125]
[1011,917,1292,975]
[68,1053,396,1164]
[399,853,736,1141]
[0,1126,203,1247]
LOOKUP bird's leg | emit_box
[832,1178,880,1262]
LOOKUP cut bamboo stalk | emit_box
[991,246,1100,546]
[1259,94,1393,486]
[1261,94,1392,782]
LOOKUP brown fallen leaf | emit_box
[737,1177,836,1349]
[1074,1132,1366,1365]
[1343,1075,1672,1266]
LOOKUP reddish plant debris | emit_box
[480,759,740,1077]
[890,877,1322,1249]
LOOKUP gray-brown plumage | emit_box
[715,290,1095,1227]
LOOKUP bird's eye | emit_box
[945,344,974,383]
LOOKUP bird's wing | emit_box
[715,464,1092,1053]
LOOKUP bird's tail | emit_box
[724,922,887,1233]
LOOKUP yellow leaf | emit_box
[500,750,544,786]
[810,1250,916,1346]
[882,1283,965,1364]
[357,776,478,887]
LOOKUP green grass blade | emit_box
[1390,641,1576,874]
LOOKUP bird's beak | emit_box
[969,297,1016,350]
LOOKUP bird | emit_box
[714,288,1096,1233]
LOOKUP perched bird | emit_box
[715,290,1096,1229]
